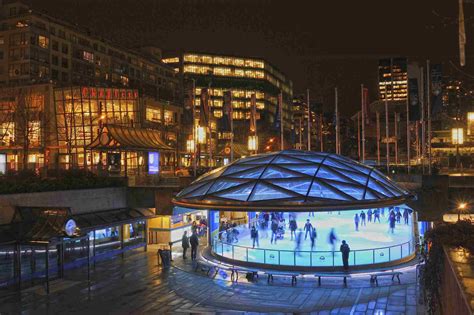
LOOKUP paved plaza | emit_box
[0,248,425,314]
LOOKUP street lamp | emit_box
[452,128,464,169]
[248,135,258,153]
[458,202,467,221]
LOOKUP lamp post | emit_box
[458,202,467,221]
[248,135,258,155]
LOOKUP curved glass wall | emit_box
[209,207,415,268]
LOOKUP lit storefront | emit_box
[53,87,176,174]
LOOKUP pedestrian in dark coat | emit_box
[182,231,190,259]
[340,240,350,271]
[190,231,199,260]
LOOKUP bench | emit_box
[369,271,403,285]
[314,273,351,286]
[232,268,259,282]
[265,271,300,286]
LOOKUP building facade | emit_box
[163,52,293,166]
[0,2,183,173]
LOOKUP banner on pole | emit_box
[199,88,209,127]
[220,91,232,132]
[274,94,281,130]
[250,93,257,134]
[430,64,443,116]
[363,87,370,124]
[408,79,420,121]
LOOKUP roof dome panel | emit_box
[174,150,413,210]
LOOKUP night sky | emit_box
[34,0,472,116]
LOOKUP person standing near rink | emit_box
[328,228,338,252]
[250,225,259,248]
[374,209,381,223]
[340,240,351,271]
[389,211,396,234]
[403,208,410,225]
[367,209,373,222]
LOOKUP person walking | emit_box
[251,225,259,248]
[270,218,279,244]
[289,215,297,240]
[354,213,360,231]
[374,209,380,223]
[360,211,366,226]
[304,219,313,240]
[367,209,373,223]
[396,210,402,224]
[328,228,338,252]
[294,228,303,256]
[310,227,317,251]
[190,231,199,260]
[389,212,396,234]
[181,231,190,259]
[340,240,351,271]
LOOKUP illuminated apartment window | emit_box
[202,56,212,64]
[213,110,222,118]
[120,75,129,86]
[83,51,94,63]
[38,35,49,49]
[235,69,244,77]
[162,57,179,63]
[234,59,245,67]
[164,110,174,124]
[213,99,223,107]
[0,122,14,145]
[28,121,41,146]
[146,107,161,122]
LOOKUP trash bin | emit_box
[158,249,171,268]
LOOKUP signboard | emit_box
[64,219,78,237]
[148,151,160,174]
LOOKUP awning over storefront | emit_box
[72,208,156,231]
[0,207,156,245]
[87,124,174,152]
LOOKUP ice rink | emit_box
[213,209,415,267]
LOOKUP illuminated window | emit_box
[28,121,41,146]
[164,110,174,124]
[213,110,222,118]
[162,57,179,63]
[146,107,161,122]
[0,122,14,145]
[38,35,49,48]
[83,51,94,63]
[120,75,129,86]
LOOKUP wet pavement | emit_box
[0,247,426,314]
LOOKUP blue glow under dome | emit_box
[173,150,413,210]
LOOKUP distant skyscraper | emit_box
[378,58,408,101]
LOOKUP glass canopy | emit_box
[174,150,412,210]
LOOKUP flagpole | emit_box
[406,85,410,173]
[420,66,425,174]
[427,60,432,175]
[361,84,365,162]
[385,92,390,174]
[320,114,324,152]
[357,111,361,159]
[394,112,398,165]
[307,89,311,151]
[230,92,234,162]
[280,92,284,150]
[192,79,197,177]
[376,111,380,165]
[335,87,340,154]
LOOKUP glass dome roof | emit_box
[173,150,412,210]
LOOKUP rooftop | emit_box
[173,150,413,211]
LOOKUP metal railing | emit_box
[212,235,415,267]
